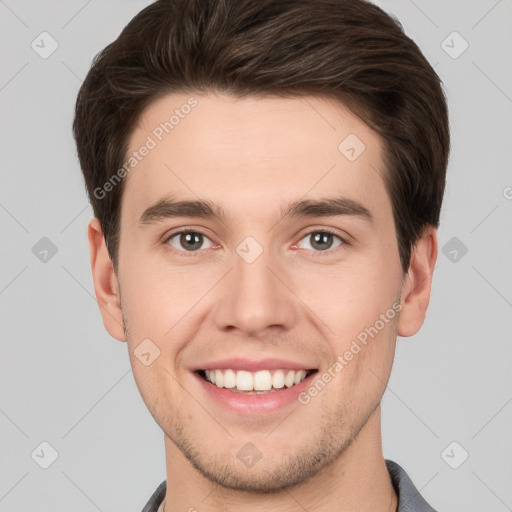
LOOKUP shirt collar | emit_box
[142,459,438,512]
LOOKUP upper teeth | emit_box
[204,369,309,391]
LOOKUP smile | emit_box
[197,368,316,393]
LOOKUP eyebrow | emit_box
[138,197,228,226]
[138,196,373,227]
[283,197,373,223]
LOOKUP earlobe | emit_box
[397,227,438,338]
[87,218,127,342]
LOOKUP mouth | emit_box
[190,357,320,413]
[196,368,318,394]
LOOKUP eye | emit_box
[165,230,214,252]
[295,230,344,252]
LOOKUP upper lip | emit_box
[191,357,317,372]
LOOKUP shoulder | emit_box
[386,459,439,512]
[141,480,166,512]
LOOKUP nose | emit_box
[213,243,298,339]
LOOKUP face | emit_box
[91,92,434,492]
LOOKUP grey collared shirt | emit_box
[141,459,438,512]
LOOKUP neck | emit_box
[163,405,396,512]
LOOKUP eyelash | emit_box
[162,228,348,257]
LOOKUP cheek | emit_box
[127,357,161,418]
[325,314,398,419]
[298,258,399,334]
[119,249,213,330]
[296,251,400,380]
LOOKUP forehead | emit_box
[122,92,389,226]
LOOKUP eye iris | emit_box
[311,232,333,251]
[181,232,203,251]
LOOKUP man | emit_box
[73,0,449,510]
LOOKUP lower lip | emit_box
[193,371,318,414]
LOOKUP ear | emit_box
[87,217,126,342]
[397,226,438,337]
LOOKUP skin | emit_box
[88,92,437,512]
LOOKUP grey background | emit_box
[1,1,511,511]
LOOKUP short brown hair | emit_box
[73,0,450,273]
